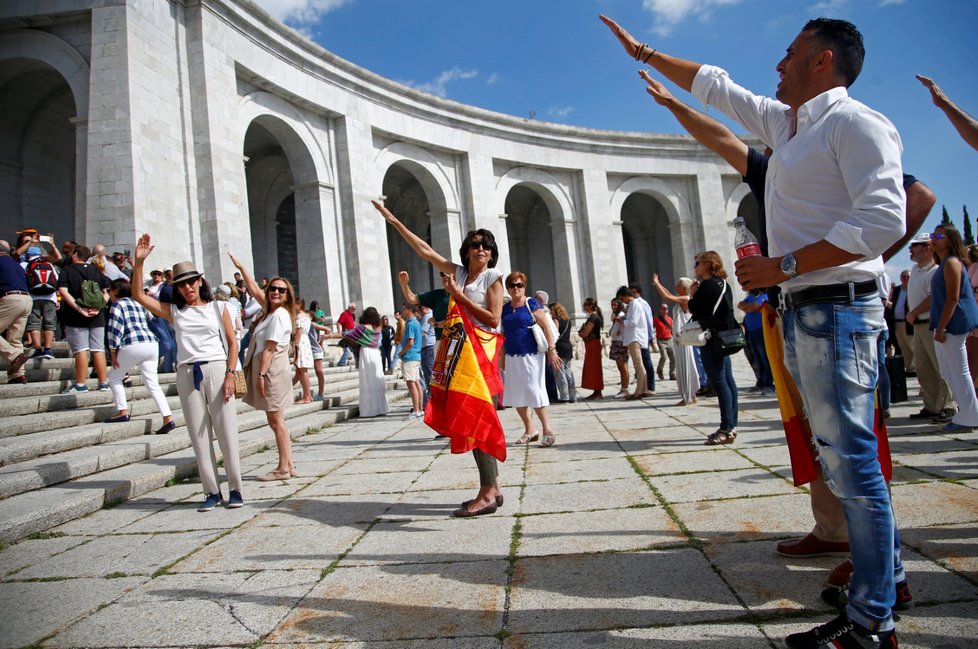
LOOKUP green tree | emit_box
[964,205,975,245]
[942,205,951,225]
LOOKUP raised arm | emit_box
[398,271,420,305]
[881,179,936,262]
[651,273,690,306]
[130,234,169,321]
[372,200,455,275]
[640,70,749,175]
[441,272,503,329]
[918,75,978,152]
[228,251,264,309]
[600,14,702,92]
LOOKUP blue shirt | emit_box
[401,317,422,362]
[930,257,978,335]
[501,297,543,356]
[741,293,767,332]
[420,310,436,348]
[0,254,29,293]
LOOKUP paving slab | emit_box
[648,467,799,504]
[517,506,684,556]
[503,623,772,648]
[670,492,816,543]
[507,549,746,634]
[519,476,658,515]
[892,481,978,527]
[524,455,638,484]
[269,560,508,643]
[0,577,147,649]
[0,534,94,578]
[632,447,757,476]
[902,522,978,583]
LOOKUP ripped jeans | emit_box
[783,294,902,633]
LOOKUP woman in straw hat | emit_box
[131,234,244,512]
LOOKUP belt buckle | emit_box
[847,282,856,303]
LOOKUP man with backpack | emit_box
[57,245,111,393]
[23,252,60,360]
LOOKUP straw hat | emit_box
[171,261,202,284]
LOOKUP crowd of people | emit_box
[3,11,978,648]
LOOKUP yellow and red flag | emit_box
[424,299,506,462]
[762,303,892,486]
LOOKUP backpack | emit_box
[26,259,58,295]
[78,279,107,309]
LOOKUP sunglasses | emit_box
[174,277,199,288]
[507,282,525,289]
[268,285,288,294]
[693,260,703,266]
[929,233,946,240]
[469,240,492,251]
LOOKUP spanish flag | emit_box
[762,303,892,486]
[424,299,507,462]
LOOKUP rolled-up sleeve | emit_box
[827,110,906,257]
[691,65,787,149]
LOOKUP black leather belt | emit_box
[782,280,879,310]
[1,290,29,297]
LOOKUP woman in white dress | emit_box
[292,297,314,403]
[653,273,699,406]
[335,306,388,417]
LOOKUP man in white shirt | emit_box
[629,283,657,395]
[906,233,952,420]
[600,14,904,647]
[891,270,913,373]
[616,286,650,399]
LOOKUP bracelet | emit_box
[634,42,647,61]
[259,372,267,378]
[642,48,657,64]
[226,369,234,374]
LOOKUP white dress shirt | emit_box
[691,65,905,292]
[907,261,936,319]
[622,300,649,347]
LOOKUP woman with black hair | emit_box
[131,234,244,512]
[104,277,174,433]
[372,200,505,518]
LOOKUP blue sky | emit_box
[255,0,977,279]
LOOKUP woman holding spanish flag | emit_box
[372,200,506,518]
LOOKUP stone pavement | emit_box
[1,356,976,648]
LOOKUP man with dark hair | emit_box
[602,14,905,647]
[615,285,651,399]
[57,245,111,393]
[628,282,656,395]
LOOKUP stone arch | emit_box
[374,141,458,215]
[494,167,580,306]
[609,177,693,300]
[0,30,90,244]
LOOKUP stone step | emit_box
[0,392,407,545]
[0,376,399,466]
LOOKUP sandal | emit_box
[515,432,539,445]
[540,432,556,447]
[704,430,736,446]
[256,470,291,482]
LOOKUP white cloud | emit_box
[487,72,500,85]
[642,0,744,36]
[548,106,575,119]
[879,0,906,6]
[253,0,351,25]
[809,0,849,13]
[400,66,478,98]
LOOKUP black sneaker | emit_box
[197,492,224,512]
[908,408,938,419]
[226,490,244,509]
[821,580,914,612]
[786,613,897,648]
[932,408,955,424]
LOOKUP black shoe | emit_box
[786,612,897,648]
[908,408,938,419]
[226,490,244,509]
[932,408,955,423]
[155,421,176,435]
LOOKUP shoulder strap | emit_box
[711,281,727,316]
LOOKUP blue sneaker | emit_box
[941,422,975,432]
[61,383,89,394]
[97,382,110,391]
[226,490,244,509]
[197,493,224,512]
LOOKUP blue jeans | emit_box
[337,343,353,366]
[640,344,656,391]
[693,346,708,388]
[421,344,435,408]
[746,328,774,388]
[150,316,176,373]
[783,295,901,632]
[699,344,738,431]
[876,329,890,412]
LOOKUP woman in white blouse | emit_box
[230,253,298,482]
[131,235,243,512]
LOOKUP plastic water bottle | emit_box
[733,217,765,295]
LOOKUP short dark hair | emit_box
[110,278,132,299]
[628,282,642,295]
[401,302,419,314]
[803,17,864,87]
[615,285,632,299]
[459,229,499,268]
[360,306,382,326]
[73,245,92,260]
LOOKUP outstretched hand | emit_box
[651,272,661,286]
[371,199,399,226]
[916,74,947,107]
[398,270,410,285]
[640,70,674,106]
[599,14,642,60]
[227,249,244,271]
[135,234,154,262]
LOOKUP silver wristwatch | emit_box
[780,252,799,279]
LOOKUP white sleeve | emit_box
[691,64,789,149]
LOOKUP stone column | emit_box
[293,180,342,309]
[69,117,88,243]
[578,168,625,313]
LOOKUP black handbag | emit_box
[708,282,744,356]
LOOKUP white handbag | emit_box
[526,303,550,353]
[678,283,726,346]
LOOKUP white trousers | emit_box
[176,361,243,495]
[108,342,171,416]
[933,331,978,426]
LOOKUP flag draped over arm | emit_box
[762,303,892,486]
[424,299,506,462]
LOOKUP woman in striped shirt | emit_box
[105,278,175,434]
